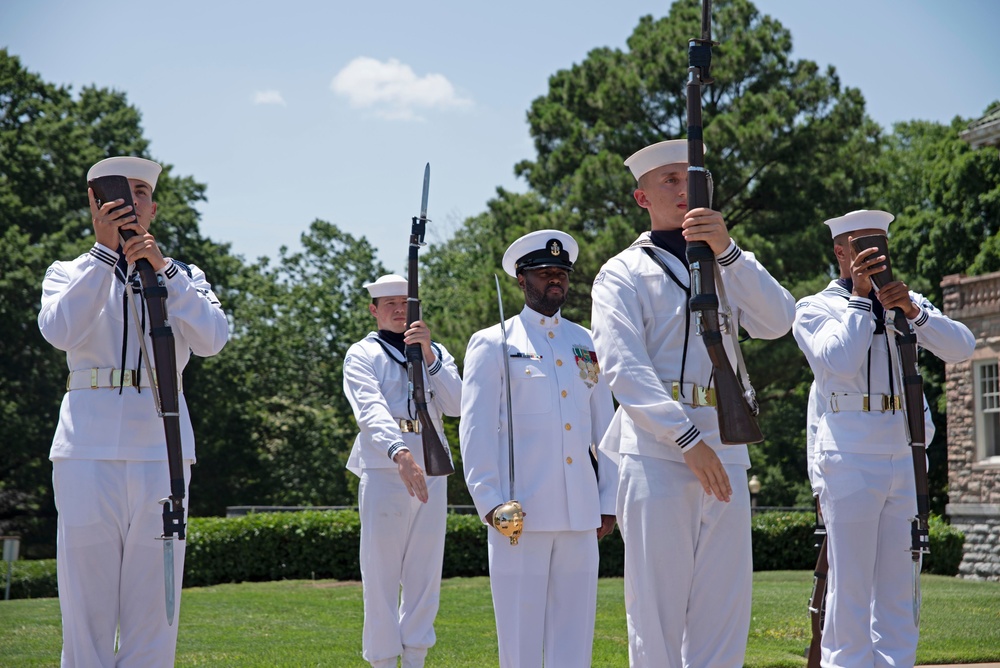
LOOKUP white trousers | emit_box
[487,528,599,668]
[53,458,191,668]
[816,451,918,668]
[617,454,752,668]
[358,468,447,667]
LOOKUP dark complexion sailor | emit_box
[460,230,617,668]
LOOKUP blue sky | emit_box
[3,0,999,274]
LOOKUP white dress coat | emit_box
[38,243,228,668]
[460,305,616,667]
[590,235,794,668]
[343,333,462,667]
[793,280,974,668]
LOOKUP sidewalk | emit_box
[922,664,1000,667]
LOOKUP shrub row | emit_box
[1,510,964,600]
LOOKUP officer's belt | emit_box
[828,392,902,413]
[662,380,717,407]
[66,368,182,392]
[397,418,421,434]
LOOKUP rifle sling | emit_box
[642,247,693,396]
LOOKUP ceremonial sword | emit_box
[492,274,523,545]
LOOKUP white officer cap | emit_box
[87,156,163,192]
[502,229,579,278]
[624,139,706,181]
[363,274,408,298]
[823,210,894,239]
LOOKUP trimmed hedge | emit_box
[2,510,965,599]
[0,558,58,600]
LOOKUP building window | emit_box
[975,360,1000,462]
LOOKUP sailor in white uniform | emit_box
[590,139,795,668]
[38,156,229,667]
[343,274,462,668]
[460,230,617,668]
[793,209,974,668]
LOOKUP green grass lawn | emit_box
[1,572,998,667]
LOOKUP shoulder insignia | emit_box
[593,270,606,286]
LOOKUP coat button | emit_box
[556,359,563,367]
[564,423,571,431]
[548,331,554,339]
[561,390,567,398]
[566,457,573,464]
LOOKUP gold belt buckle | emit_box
[696,386,716,407]
[399,419,421,434]
[670,381,682,401]
[882,395,901,412]
[110,369,137,387]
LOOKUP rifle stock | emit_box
[806,534,828,668]
[686,0,763,445]
[406,164,454,477]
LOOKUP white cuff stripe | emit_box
[89,245,117,267]
[717,245,742,266]
[387,442,409,460]
[848,298,872,312]
[677,425,700,450]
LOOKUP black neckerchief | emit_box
[378,329,406,355]
[650,229,689,269]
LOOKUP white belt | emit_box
[66,368,182,392]
[828,392,901,413]
[398,418,421,434]
[663,380,717,407]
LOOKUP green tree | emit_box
[189,220,385,515]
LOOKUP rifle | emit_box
[406,163,454,477]
[88,174,185,625]
[806,499,828,668]
[685,0,763,445]
[850,234,929,626]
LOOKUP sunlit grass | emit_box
[1,572,997,667]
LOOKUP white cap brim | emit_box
[87,156,163,192]
[625,139,705,181]
[824,210,894,238]
[363,274,408,298]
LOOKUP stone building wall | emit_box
[941,272,1000,580]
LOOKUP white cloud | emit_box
[330,56,472,121]
[253,90,287,106]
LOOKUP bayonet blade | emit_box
[419,163,430,220]
[913,557,922,627]
[163,537,175,626]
